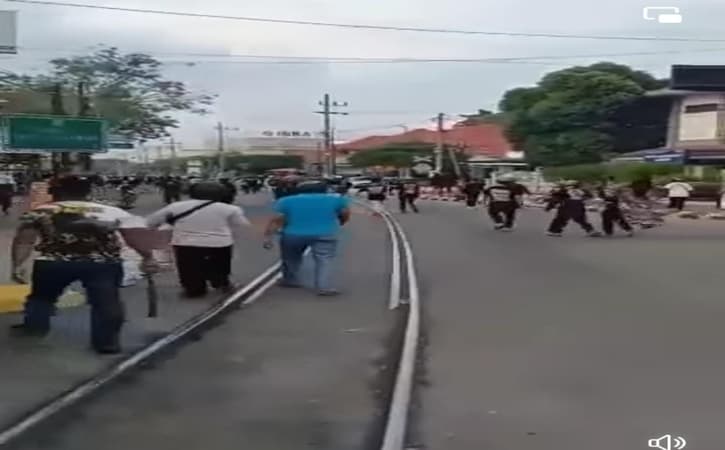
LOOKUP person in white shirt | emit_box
[146,182,250,298]
[664,178,693,211]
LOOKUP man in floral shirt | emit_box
[11,175,156,354]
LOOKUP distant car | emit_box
[347,177,373,194]
[349,177,373,188]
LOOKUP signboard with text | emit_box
[0,11,16,55]
[0,115,108,153]
[260,130,321,138]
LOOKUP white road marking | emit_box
[0,261,282,446]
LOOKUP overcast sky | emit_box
[1,0,724,148]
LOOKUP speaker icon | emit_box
[648,434,687,450]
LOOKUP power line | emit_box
[7,0,725,43]
[158,47,725,66]
[11,45,725,66]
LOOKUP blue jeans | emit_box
[280,235,338,291]
[23,259,124,350]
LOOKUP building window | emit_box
[684,103,719,113]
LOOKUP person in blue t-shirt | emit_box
[264,180,351,296]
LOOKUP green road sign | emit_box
[0,115,108,153]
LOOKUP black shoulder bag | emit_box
[166,201,215,226]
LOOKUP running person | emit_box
[546,181,601,237]
[366,181,387,214]
[599,184,633,237]
[398,179,420,213]
[483,175,519,231]
[462,179,484,208]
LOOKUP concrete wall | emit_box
[675,92,725,147]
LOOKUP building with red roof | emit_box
[337,123,514,159]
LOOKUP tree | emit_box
[500,62,668,166]
[457,109,506,126]
[0,46,215,141]
[224,154,304,174]
[348,143,434,168]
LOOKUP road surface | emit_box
[399,201,725,450]
[6,214,395,450]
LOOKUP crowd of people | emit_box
[3,168,705,355]
[455,175,696,237]
[8,173,352,354]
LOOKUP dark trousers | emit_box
[668,197,687,210]
[488,201,516,228]
[164,191,181,204]
[548,205,594,233]
[174,245,232,296]
[0,193,12,214]
[23,260,124,350]
[465,193,479,207]
[399,194,419,213]
[601,204,632,235]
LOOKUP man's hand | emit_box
[263,239,274,250]
[140,257,161,274]
[12,266,28,284]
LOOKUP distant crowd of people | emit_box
[2,169,709,355]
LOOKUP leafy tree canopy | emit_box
[348,142,434,168]
[499,62,668,167]
[0,46,215,141]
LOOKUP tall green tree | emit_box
[348,143,434,168]
[0,46,215,141]
[500,62,668,167]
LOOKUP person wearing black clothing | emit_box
[599,185,633,237]
[273,179,296,199]
[367,183,387,213]
[398,180,420,213]
[219,178,238,204]
[336,180,351,195]
[483,176,519,230]
[240,179,251,195]
[162,176,182,204]
[462,179,484,208]
[546,181,600,237]
[250,178,262,194]
[0,179,14,215]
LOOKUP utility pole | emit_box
[215,123,240,176]
[216,121,225,175]
[434,112,445,173]
[169,136,178,174]
[50,83,65,175]
[315,94,348,175]
[77,82,93,172]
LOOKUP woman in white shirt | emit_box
[146,182,250,298]
[664,178,693,211]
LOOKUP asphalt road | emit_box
[0,192,278,431]
[396,201,725,450]
[6,213,395,450]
